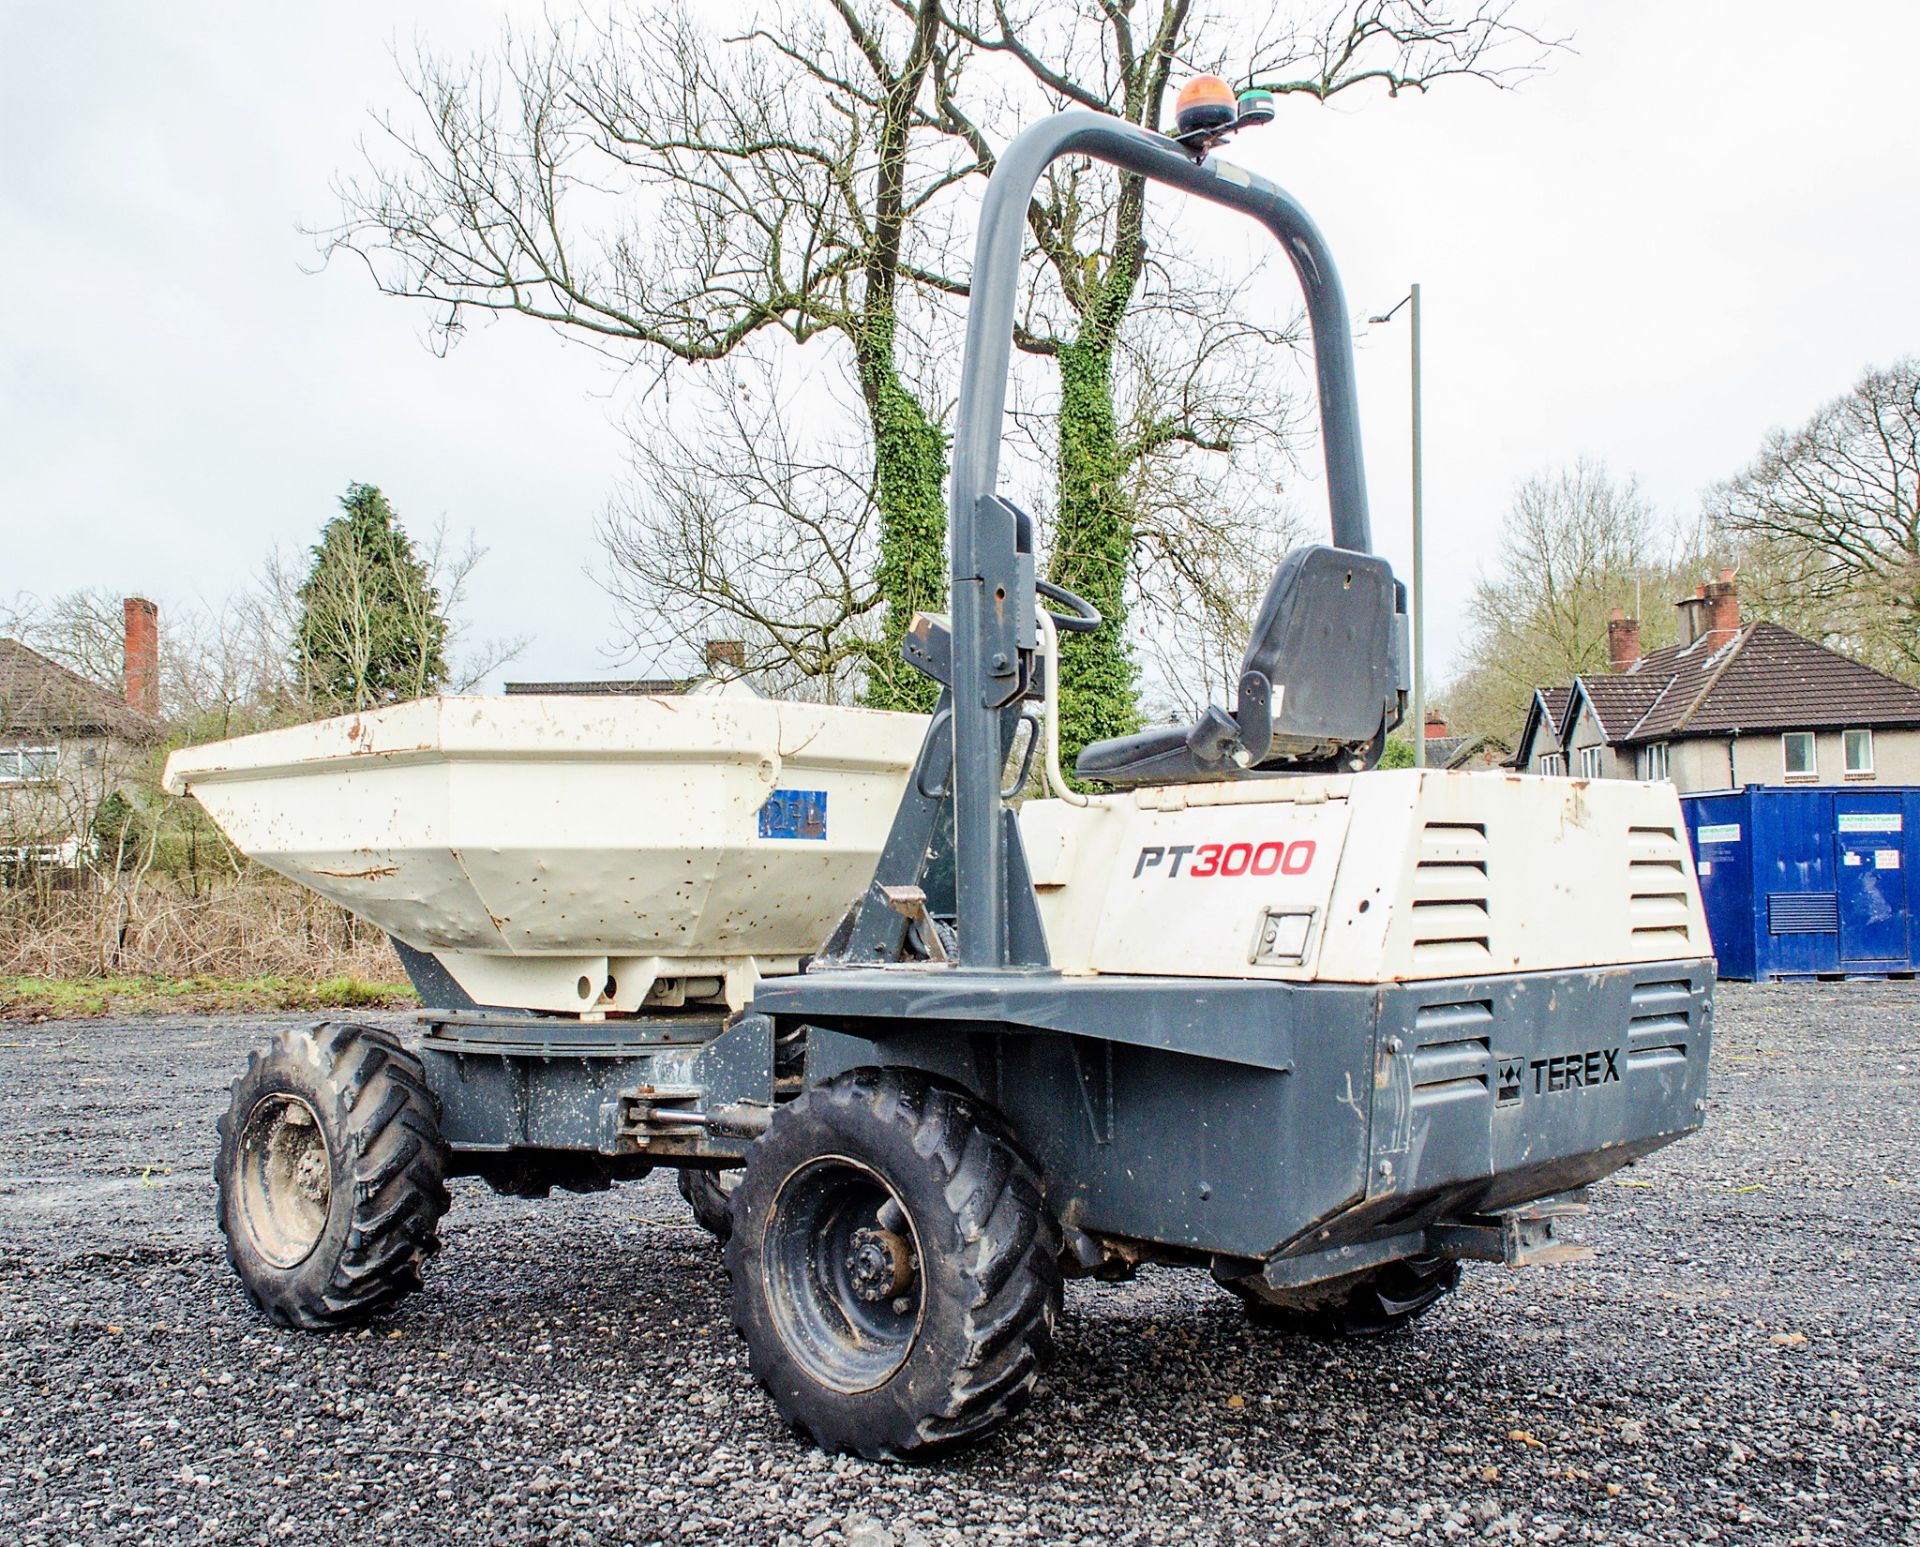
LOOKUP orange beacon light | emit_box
[1173,75,1238,138]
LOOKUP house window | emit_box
[1538,752,1565,776]
[1642,742,1671,782]
[1578,745,1605,779]
[1844,728,1874,777]
[0,747,57,784]
[1782,731,1817,781]
[0,843,69,867]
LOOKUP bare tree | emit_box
[925,0,1560,757]
[1447,459,1694,741]
[157,598,288,740]
[1006,257,1315,720]
[331,0,1554,729]
[409,523,530,693]
[596,347,885,702]
[2,587,290,734]
[1242,0,1559,98]
[1708,358,1920,676]
[1,591,126,692]
[327,2,978,709]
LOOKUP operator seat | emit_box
[1074,545,1406,788]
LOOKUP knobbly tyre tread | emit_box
[215,1022,450,1331]
[726,1067,1062,1459]
[854,1070,1063,1448]
[1227,1254,1461,1338]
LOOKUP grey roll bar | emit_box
[946,110,1374,969]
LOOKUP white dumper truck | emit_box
[166,93,1713,1460]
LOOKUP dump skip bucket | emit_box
[164,689,925,1012]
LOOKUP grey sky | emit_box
[4,2,1918,695]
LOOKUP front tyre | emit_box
[1225,1254,1461,1338]
[726,1068,1061,1459]
[215,1022,450,1330]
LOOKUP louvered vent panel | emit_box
[1627,976,1692,1068]
[1410,822,1491,971]
[1768,892,1839,934]
[1627,824,1695,946]
[1410,1000,1493,1107]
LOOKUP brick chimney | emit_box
[122,596,158,716]
[1701,568,1741,642]
[1606,607,1642,673]
[1424,712,1448,740]
[703,639,746,674]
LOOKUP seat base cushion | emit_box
[1073,706,1249,790]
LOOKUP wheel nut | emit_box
[848,1226,915,1303]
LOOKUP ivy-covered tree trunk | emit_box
[853,1,951,716]
[1052,327,1143,762]
[857,310,948,714]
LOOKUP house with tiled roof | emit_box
[1416,712,1510,771]
[1512,687,1572,775]
[1512,574,1920,793]
[0,599,164,866]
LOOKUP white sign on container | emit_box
[1838,812,1902,834]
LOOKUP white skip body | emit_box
[162,688,926,1013]
[1018,768,1711,983]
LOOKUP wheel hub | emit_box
[236,1093,332,1269]
[763,1157,927,1393]
[847,1226,915,1303]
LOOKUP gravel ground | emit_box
[0,982,1914,1547]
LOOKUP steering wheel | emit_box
[1036,578,1101,634]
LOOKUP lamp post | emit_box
[1368,284,1424,769]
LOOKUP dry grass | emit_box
[0,872,418,1018]
[0,871,405,984]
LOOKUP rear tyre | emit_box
[1227,1255,1461,1338]
[678,1165,740,1241]
[215,1022,450,1331]
[726,1068,1061,1459]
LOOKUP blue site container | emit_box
[1680,785,1920,980]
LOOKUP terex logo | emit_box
[1530,1048,1622,1095]
[1134,840,1316,880]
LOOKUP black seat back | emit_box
[1233,546,1404,766]
[1074,544,1405,788]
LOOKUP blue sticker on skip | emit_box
[758,788,828,840]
